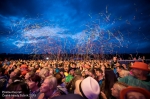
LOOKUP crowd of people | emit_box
[0,56,150,99]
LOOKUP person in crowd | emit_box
[111,56,118,69]
[69,62,76,68]
[64,66,69,77]
[120,87,150,99]
[59,68,65,78]
[119,62,150,91]
[9,68,21,79]
[101,68,118,99]
[5,81,30,99]
[84,69,90,78]
[81,70,85,78]
[54,73,68,95]
[74,76,100,99]
[52,77,100,99]
[122,64,128,70]
[115,64,129,79]
[6,78,13,88]
[0,67,8,99]
[111,82,128,99]
[2,59,10,66]
[39,67,50,83]
[49,67,54,76]
[88,68,96,79]
[7,76,24,87]
[65,68,75,84]
[8,68,22,86]
[74,69,82,76]
[66,75,83,93]
[20,64,28,78]
[95,68,104,86]
[39,76,61,99]
[27,74,41,99]
[25,71,34,82]
[34,64,40,71]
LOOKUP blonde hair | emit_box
[46,75,57,90]
[115,82,128,92]
[39,67,49,79]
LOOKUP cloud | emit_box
[13,39,39,48]
[0,0,150,54]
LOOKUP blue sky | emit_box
[0,0,150,54]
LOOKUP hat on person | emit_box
[130,62,149,71]
[21,70,28,76]
[21,64,28,69]
[120,87,150,99]
[74,69,81,75]
[75,77,100,99]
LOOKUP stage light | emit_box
[46,57,49,60]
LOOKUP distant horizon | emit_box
[0,52,150,55]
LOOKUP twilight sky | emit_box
[0,0,150,54]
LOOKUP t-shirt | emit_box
[119,75,150,91]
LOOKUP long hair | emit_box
[6,81,30,99]
[66,75,83,93]
[102,68,118,98]
[39,67,49,79]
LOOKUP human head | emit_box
[40,76,57,95]
[74,69,82,76]
[120,87,150,99]
[81,71,85,77]
[113,56,117,62]
[49,67,54,75]
[64,66,69,72]
[130,62,149,78]
[54,73,63,85]
[25,71,34,81]
[69,68,76,76]
[27,74,41,91]
[39,68,49,79]
[10,69,21,78]
[66,75,83,93]
[116,66,124,73]
[88,68,95,78]
[59,68,64,76]
[111,82,128,98]
[74,77,100,99]
[6,81,30,99]
[20,64,28,71]
[95,68,103,77]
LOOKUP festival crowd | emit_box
[0,56,150,99]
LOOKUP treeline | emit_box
[0,53,150,61]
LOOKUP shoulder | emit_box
[52,94,84,99]
[118,75,133,82]
[50,90,61,99]
[37,93,44,99]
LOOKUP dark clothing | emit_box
[52,94,84,99]
[0,75,8,99]
[111,61,117,68]
[30,89,41,99]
